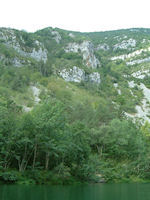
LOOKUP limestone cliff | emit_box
[65,41,100,69]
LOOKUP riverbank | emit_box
[1,169,150,185]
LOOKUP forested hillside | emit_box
[1,27,150,184]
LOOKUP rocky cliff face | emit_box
[125,81,150,124]
[51,31,62,43]
[96,43,110,51]
[113,38,136,50]
[59,66,85,83]
[89,72,101,84]
[65,41,100,69]
[0,28,48,65]
[59,66,100,84]
[0,27,102,85]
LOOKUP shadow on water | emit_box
[0,183,150,200]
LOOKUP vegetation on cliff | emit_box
[1,27,150,184]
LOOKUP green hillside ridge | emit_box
[1,27,150,185]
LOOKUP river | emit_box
[0,183,150,200]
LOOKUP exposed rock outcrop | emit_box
[113,38,136,50]
[126,57,150,66]
[31,86,40,104]
[0,28,48,63]
[89,72,101,84]
[29,47,47,63]
[111,47,150,61]
[0,53,28,67]
[59,66,85,83]
[59,66,101,84]
[68,33,75,38]
[65,41,100,68]
[51,31,61,44]
[113,83,121,95]
[96,43,110,51]
[22,85,41,112]
[22,106,32,112]
[131,69,150,79]
[11,57,25,67]
[125,82,150,124]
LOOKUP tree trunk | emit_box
[32,144,37,170]
[19,144,27,172]
[45,152,50,170]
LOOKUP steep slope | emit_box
[1,27,150,184]
[2,27,150,125]
[1,27,150,123]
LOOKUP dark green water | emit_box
[0,183,150,200]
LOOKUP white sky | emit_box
[1,0,150,32]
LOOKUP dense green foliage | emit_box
[0,93,149,185]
